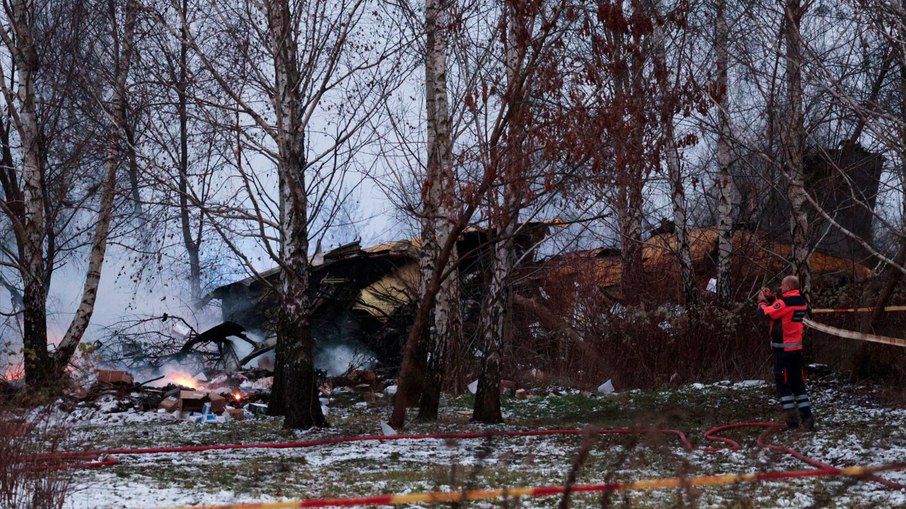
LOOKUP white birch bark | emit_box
[267,0,326,429]
[6,0,50,385]
[54,0,138,369]
[645,0,697,309]
[715,0,734,303]
[473,2,524,423]
[417,0,462,419]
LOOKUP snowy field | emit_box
[55,375,906,508]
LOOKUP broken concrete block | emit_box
[96,370,134,385]
[226,408,245,421]
[515,389,528,400]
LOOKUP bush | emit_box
[0,403,76,509]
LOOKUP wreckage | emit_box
[125,217,872,378]
[202,223,560,372]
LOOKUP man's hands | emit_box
[758,287,774,303]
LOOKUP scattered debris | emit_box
[247,403,268,416]
[97,370,134,385]
[597,379,615,394]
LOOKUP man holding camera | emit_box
[757,275,815,430]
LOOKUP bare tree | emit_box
[0,0,136,389]
[416,0,463,421]
[644,0,698,310]
[782,0,811,296]
[145,0,407,428]
[713,0,734,303]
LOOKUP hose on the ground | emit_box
[27,424,906,490]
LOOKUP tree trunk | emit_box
[417,0,461,421]
[124,109,142,219]
[866,24,906,330]
[267,0,325,429]
[784,0,810,296]
[610,31,645,304]
[646,0,697,310]
[177,0,202,302]
[472,219,513,424]
[618,184,645,303]
[53,0,137,375]
[715,0,734,304]
[473,2,527,423]
[10,0,50,390]
[389,221,463,429]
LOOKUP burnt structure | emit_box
[207,223,558,370]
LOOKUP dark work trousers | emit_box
[773,349,812,422]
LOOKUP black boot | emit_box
[799,409,815,431]
[784,409,800,429]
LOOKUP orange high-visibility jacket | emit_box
[757,290,810,351]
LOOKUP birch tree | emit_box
[0,0,137,388]
[713,0,733,303]
[147,0,406,428]
[56,0,139,369]
[416,0,463,421]
[644,0,698,310]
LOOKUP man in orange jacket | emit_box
[757,275,815,430]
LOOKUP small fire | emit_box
[166,370,199,389]
[2,364,23,382]
[232,391,242,402]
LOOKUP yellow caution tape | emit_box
[159,463,905,509]
[811,306,906,314]
[805,318,906,348]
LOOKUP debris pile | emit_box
[75,367,393,424]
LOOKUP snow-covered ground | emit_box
[54,376,906,508]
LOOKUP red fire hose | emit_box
[27,424,906,490]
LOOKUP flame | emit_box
[2,365,23,382]
[166,370,199,389]
[232,391,242,402]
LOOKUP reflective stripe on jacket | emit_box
[757,290,809,351]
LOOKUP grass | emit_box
[64,375,906,508]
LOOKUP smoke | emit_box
[314,338,376,377]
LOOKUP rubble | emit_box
[97,370,134,385]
